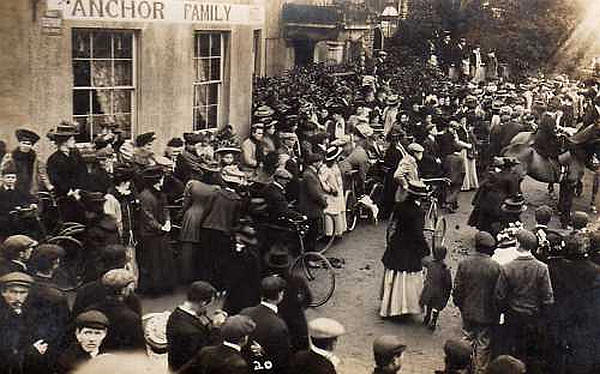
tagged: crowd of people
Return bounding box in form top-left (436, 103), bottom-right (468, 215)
top-left (2, 29), bottom-right (600, 373)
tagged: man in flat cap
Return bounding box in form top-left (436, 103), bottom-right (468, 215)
top-left (87, 269), bottom-right (145, 352)
top-left (180, 315), bottom-right (256, 374)
top-left (0, 271), bottom-right (46, 374)
top-left (166, 281), bottom-right (223, 372)
top-left (240, 275), bottom-right (292, 374)
top-left (0, 235), bottom-right (38, 275)
top-left (1, 128), bottom-right (53, 195)
top-left (453, 231), bottom-right (501, 374)
top-left (372, 335), bottom-right (406, 373)
top-left (56, 310), bottom-right (109, 373)
top-left (435, 339), bottom-right (472, 374)
top-left (290, 317), bottom-right (345, 373)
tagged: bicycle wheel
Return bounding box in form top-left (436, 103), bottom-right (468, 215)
top-left (433, 216), bottom-right (447, 250)
top-left (46, 236), bottom-right (85, 292)
top-left (291, 252), bottom-right (335, 307)
top-left (345, 190), bottom-right (358, 232)
top-left (314, 214), bottom-right (336, 255)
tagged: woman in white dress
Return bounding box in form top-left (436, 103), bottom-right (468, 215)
top-left (319, 146), bottom-right (347, 238)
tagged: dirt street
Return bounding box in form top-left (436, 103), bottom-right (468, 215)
top-left (142, 176), bottom-right (596, 373)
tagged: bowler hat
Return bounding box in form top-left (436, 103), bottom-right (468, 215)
top-left (309, 318), bottom-right (345, 339)
top-left (0, 272), bottom-right (34, 288)
top-left (15, 129), bottom-right (40, 144)
top-left (47, 122), bottom-right (79, 141)
top-left (135, 132), bottom-right (156, 147)
top-left (264, 245), bottom-right (292, 270)
top-left (221, 315), bottom-right (256, 342)
top-left (75, 310), bottom-right (109, 330)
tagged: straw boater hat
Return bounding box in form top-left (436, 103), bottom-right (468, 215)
top-left (325, 146), bottom-right (343, 162)
top-left (215, 147), bottom-right (241, 157)
top-left (501, 195), bottom-right (527, 214)
top-left (47, 122), bottom-right (79, 142)
top-left (254, 105), bottom-right (275, 119)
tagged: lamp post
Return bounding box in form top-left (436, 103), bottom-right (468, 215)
top-left (379, 4), bottom-right (399, 48)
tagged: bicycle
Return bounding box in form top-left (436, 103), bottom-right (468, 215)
top-left (257, 216), bottom-right (336, 307)
top-left (421, 178), bottom-right (450, 251)
top-left (345, 168), bottom-right (382, 232)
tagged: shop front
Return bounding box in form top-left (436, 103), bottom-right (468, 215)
top-left (0, 0), bottom-right (265, 154)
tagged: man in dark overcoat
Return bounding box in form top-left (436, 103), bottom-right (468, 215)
top-left (297, 153), bottom-right (327, 252)
top-left (453, 231), bottom-right (501, 374)
top-left (179, 315), bottom-right (255, 374)
top-left (166, 281), bottom-right (222, 372)
top-left (240, 276), bottom-right (292, 374)
top-left (0, 235), bottom-right (38, 276)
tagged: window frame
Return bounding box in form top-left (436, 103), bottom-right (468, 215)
top-left (192, 32), bottom-right (224, 131)
top-left (71, 29), bottom-right (137, 143)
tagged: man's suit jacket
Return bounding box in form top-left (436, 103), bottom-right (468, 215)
top-left (240, 304), bottom-right (291, 372)
top-left (289, 350), bottom-right (336, 374)
top-left (179, 344), bottom-right (249, 374)
top-left (166, 307), bottom-right (217, 371)
top-left (453, 252), bottom-right (501, 324)
top-left (298, 167), bottom-right (327, 219)
top-left (262, 183), bottom-right (303, 221)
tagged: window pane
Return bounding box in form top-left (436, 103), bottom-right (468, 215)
top-left (92, 115), bottom-right (113, 137)
top-left (210, 34), bottom-right (221, 56)
top-left (113, 89), bottom-right (132, 113)
top-left (73, 60), bottom-right (91, 87)
top-left (113, 114), bottom-right (132, 138)
top-left (73, 31), bottom-right (91, 58)
top-left (210, 58), bottom-right (220, 81)
top-left (194, 107), bottom-right (207, 130)
top-left (194, 85), bottom-right (207, 107)
top-left (93, 32), bottom-right (111, 58)
top-left (198, 34), bottom-right (210, 57)
top-left (208, 84), bottom-right (218, 105)
top-left (73, 90), bottom-right (90, 115)
top-left (114, 61), bottom-right (132, 86)
top-left (92, 61), bottom-right (113, 87)
top-left (207, 106), bottom-right (218, 128)
top-left (92, 90), bottom-right (111, 114)
top-left (196, 59), bottom-right (210, 82)
top-left (114, 33), bottom-right (132, 58)
top-left (74, 116), bottom-right (92, 143)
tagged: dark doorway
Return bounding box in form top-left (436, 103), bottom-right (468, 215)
top-left (292, 39), bottom-right (315, 66)
top-left (373, 27), bottom-right (384, 51)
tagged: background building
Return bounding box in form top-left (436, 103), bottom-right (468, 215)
top-left (0, 0), bottom-right (265, 155)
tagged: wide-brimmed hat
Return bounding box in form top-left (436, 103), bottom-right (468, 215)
top-left (386, 94), bottom-right (400, 106)
top-left (406, 180), bottom-right (430, 198)
top-left (355, 123), bottom-right (374, 138)
top-left (113, 166), bottom-right (136, 184)
top-left (135, 132), bottom-right (156, 147)
top-left (501, 195), bottom-right (527, 213)
top-left (47, 122), bottom-right (79, 141)
top-left (264, 245), bottom-right (293, 270)
top-left (254, 105), bottom-right (275, 118)
top-left (215, 147), bottom-right (241, 156)
top-left (15, 129), bottom-right (40, 144)
top-left (140, 165), bottom-right (164, 182)
top-left (325, 146), bottom-right (343, 162)
top-left (183, 132), bottom-right (202, 146)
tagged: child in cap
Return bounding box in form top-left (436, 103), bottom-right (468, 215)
top-left (420, 245), bottom-right (452, 331)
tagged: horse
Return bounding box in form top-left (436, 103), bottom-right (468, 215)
top-left (502, 131), bottom-right (588, 227)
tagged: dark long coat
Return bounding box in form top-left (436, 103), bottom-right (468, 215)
top-left (289, 350), bottom-right (336, 374)
top-left (239, 304), bottom-right (292, 373)
top-left (262, 183), bottom-right (303, 222)
top-left (72, 279), bottom-right (141, 317)
top-left (222, 246), bottom-right (261, 316)
top-left (137, 187), bottom-right (176, 294)
top-left (55, 343), bottom-right (99, 374)
top-left (382, 199), bottom-right (429, 273)
top-left (87, 298), bottom-right (145, 352)
top-left (420, 260), bottom-right (452, 311)
top-left (46, 150), bottom-right (88, 197)
top-left (298, 166), bottom-right (327, 219)
top-left (0, 300), bottom-right (42, 374)
top-left (166, 307), bottom-right (219, 372)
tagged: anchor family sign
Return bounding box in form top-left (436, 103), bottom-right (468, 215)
top-left (47, 0), bottom-right (265, 25)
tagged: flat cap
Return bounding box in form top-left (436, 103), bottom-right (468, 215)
top-left (475, 231), bottom-right (496, 249)
top-left (407, 143), bottom-right (424, 153)
top-left (516, 229), bottom-right (538, 251)
top-left (0, 272), bottom-right (34, 288)
top-left (273, 168), bottom-right (293, 180)
top-left (373, 335), bottom-right (407, 359)
top-left (309, 318), bottom-right (345, 339)
top-left (75, 310), bottom-right (110, 330)
top-left (2, 235), bottom-right (38, 255)
top-left (221, 315), bottom-right (256, 341)
top-left (443, 339), bottom-right (472, 367)
top-left (101, 268), bottom-right (135, 289)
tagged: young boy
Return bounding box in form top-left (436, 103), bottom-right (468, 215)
top-left (420, 245), bottom-right (452, 331)
top-left (0, 161), bottom-right (38, 240)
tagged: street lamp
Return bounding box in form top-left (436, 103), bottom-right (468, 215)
top-left (378, 3), bottom-right (399, 48)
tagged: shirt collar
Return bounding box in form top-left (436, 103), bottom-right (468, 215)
top-left (223, 341), bottom-right (242, 352)
top-left (260, 301), bottom-right (278, 314)
top-left (178, 303), bottom-right (199, 318)
top-left (311, 344), bottom-right (340, 368)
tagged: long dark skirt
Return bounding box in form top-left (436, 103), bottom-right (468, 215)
top-left (137, 234), bottom-right (176, 295)
top-left (202, 229), bottom-right (232, 291)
